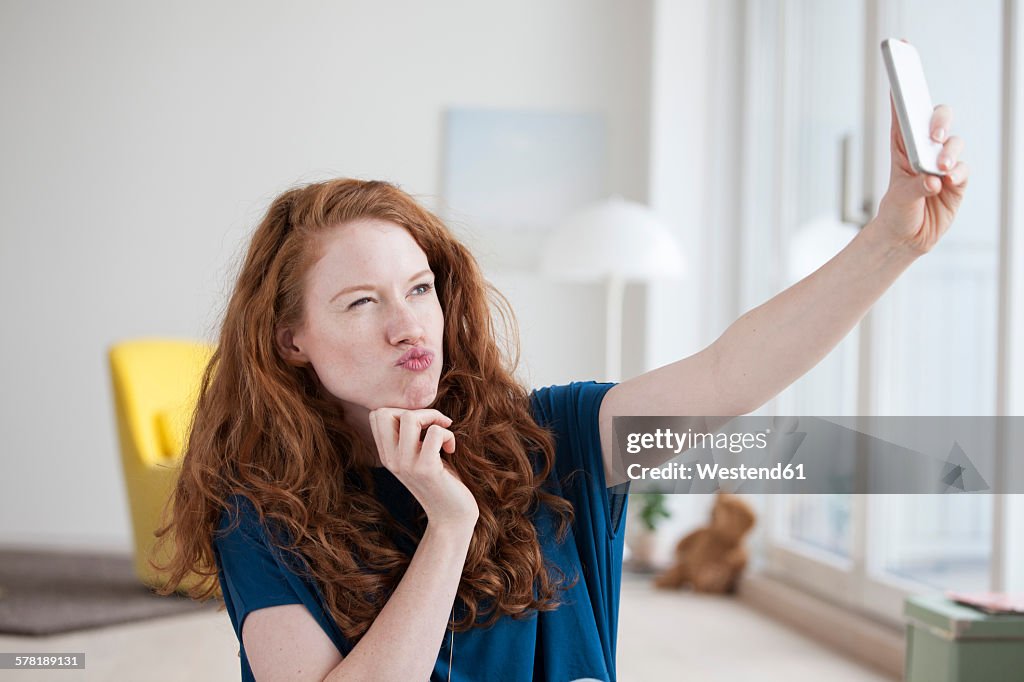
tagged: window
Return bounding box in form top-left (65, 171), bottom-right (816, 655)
top-left (735, 0), bottom-right (1020, 625)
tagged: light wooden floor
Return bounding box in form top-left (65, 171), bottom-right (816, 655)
top-left (0, 572), bottom-right (896, 681)
top-left (618, 573), bottom-right (896, 681)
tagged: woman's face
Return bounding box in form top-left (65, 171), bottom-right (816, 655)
top-left (280, 218), bottom-right (445, 427)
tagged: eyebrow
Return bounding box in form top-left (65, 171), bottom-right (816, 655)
top-left (329, 269), bottom-right (434, 304)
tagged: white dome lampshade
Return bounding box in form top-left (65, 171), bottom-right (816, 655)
top-left (540, 197), bottom-right (686, 281)
top-left (539, 197), bottom-right (686, 383)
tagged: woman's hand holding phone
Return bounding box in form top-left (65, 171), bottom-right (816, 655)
top-left (368, 408), bottom-right (479, 531)
top-left (873, 39), bottom-right (969, 256)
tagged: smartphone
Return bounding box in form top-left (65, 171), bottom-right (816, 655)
top-left (881, 38), bottom-right (945, 176)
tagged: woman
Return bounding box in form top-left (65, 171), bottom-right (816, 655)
top-left (155, 99), bottom-right (967, 681)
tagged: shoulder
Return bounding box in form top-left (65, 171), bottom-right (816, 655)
top-left (531, 382), bottom-right (631, 533)
top-left (214, 494), bottom-right (301, 572)
top-left (213, 494), bottom-right (326, 631)
top-left (529, 381), bottom-right (617, 429)
top-left (215, 493), bottom-right (265, 543)
top-left (529, 381), bottom-right (617, 482)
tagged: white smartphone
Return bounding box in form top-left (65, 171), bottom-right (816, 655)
top-left (881, 38), bottom-right (945, 176)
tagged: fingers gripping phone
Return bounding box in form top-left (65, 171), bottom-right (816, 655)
top-left (881, 38), bottom-right (945, 176)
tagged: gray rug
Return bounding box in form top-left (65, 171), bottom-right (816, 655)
top-left (0, 547), bottom-right (220, 636)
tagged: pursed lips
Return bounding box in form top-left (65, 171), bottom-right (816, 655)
top-left (395, 347), bottom-right (434, 367)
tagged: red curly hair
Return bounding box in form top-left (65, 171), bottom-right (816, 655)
top-left (153, 178), bottom-right (575, 641)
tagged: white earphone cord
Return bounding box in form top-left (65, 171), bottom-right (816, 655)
top-left (448, 608), bottom-right (455, 682)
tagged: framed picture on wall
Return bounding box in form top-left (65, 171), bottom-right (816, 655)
top-left (441, 108), bottom-right (606, 269)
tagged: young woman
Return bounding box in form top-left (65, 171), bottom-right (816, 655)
top-left (155, 100), bottom-right (967, 681)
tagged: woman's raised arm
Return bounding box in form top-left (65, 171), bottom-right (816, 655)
top-left (598, 99), bottom-right (969, 486)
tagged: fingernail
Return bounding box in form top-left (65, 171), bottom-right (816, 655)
top-left (934, 128), bottom-right (946, 142)
top-left (939, 155), bottom-right (952, 170)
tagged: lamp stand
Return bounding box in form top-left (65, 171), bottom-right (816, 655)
top-left (605, 273), bottom-right (625, 383)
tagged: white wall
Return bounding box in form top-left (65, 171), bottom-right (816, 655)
top-left (643, 0), bottom-right (747, 561)
top-left (0, 0), bottom-right (652, 551)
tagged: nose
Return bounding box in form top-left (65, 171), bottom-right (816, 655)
top-left (387, 299), bottom-right (426, 347)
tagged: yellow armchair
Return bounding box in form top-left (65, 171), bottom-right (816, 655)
top-left (108, 338), bottom-right (214, 593)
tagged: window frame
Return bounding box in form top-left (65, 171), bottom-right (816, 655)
top-left (735, 0), bottom-right (1024, 626)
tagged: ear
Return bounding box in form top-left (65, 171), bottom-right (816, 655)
top-left (276, 326), bottom-right (310, 366)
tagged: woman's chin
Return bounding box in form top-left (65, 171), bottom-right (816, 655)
top-left (395, 378), bottom-right (440, 410)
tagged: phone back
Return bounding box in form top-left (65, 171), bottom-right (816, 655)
top-left (881, 39), bottom-right (944, 176)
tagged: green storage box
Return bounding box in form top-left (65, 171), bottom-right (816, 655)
top-left (905, 594), bottom-right (1024, 682)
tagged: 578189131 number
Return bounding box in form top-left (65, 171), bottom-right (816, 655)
top-left (0, 653), bottom-right (85, 669)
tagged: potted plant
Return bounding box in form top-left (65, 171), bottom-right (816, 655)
top-left (626, 493), bottom-right (672, 572)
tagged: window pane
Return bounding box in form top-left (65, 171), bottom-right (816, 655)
top-left (776, 0), bottom-right (863, 562)
top-left (874, 495), bottom-right (992, 592)
top-left (870, 0), bottom-right (1001, 592)
top-left (786, 494), bottom-right (853, 558)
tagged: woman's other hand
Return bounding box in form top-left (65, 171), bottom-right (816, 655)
top-left (873, 96), bottom-right (970, 255)
top-left (369, 408), bottom-right (479, 530)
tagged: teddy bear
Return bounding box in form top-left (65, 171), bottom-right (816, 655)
top-left (654, 492), bottom-right (756, 594)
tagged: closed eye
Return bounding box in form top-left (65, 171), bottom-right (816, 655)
top-left (347, 297), bottom-right (373, 309)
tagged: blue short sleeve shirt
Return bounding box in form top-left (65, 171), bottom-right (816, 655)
top-left (213, 381), bottom-right (630, 681)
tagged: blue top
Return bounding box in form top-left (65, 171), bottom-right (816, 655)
top-left (213, 381), bottom-right (630, 681)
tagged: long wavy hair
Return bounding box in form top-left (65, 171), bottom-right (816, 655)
top-left (153, 178), bottom-right (576, 641)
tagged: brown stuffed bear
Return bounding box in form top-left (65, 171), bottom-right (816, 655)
top-left (654, 492), bottom-right (756, 594)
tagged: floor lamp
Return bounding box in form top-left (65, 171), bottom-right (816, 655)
top-left (540, 197), bottom-right (686, 382)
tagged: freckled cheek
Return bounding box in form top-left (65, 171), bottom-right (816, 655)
top-left (315, 350), bottom-right (383, 403)
top-left (307, 329), bottom-right (377, 379)
top-left (322, 344), bottom-right (377, 377)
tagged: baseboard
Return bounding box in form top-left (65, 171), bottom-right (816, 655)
top-left (0, 534), bottom-right (133, 556)
top-left (736, 573), bottom-right (904, 680)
